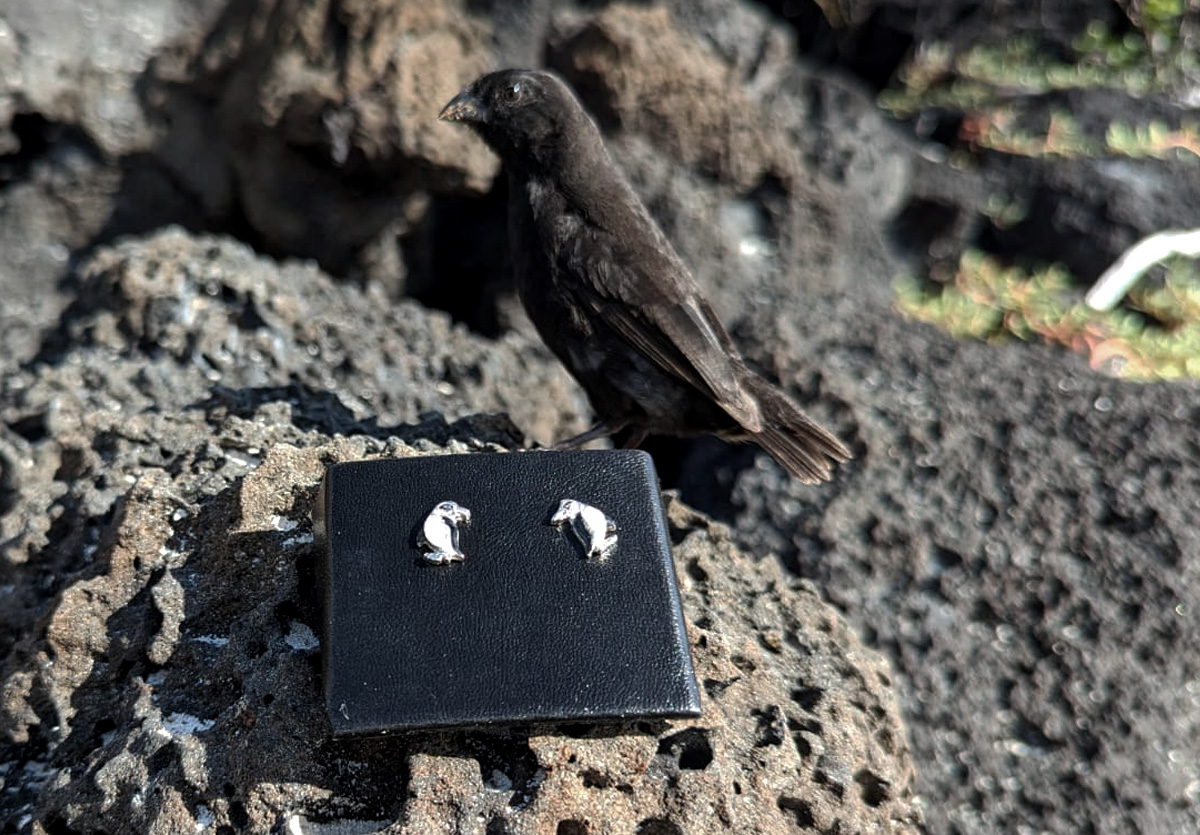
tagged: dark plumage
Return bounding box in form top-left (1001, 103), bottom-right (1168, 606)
top-left (439, 69), bottom-right (851, 483)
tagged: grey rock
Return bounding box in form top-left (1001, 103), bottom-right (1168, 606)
top-left (1, 435), bottom-right (919, 833)
top-left (0, 228), bottom-right (587, 577)
top-left (0, 0), bottom-right (218, 157)
top-left (717, 290), bottom-right (1200, 835)
top-left (0, 231), bottom-right (919, 832)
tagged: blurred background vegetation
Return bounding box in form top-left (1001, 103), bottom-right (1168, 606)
top-left (874, 0), bottom-right (1200, 380)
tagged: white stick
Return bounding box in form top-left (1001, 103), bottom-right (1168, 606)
top-left (1086, 228), bottom-right (1200, 311)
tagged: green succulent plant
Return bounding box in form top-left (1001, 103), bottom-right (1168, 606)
top-left (896, 251), bottom-right (1200, 380)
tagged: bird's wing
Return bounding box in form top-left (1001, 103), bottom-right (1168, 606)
top-left (562, 224), bottom-right (763, 432)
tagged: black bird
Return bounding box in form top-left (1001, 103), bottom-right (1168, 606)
top-left (439, 69), bottom-right (851, 483)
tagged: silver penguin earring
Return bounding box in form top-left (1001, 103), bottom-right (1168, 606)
top-left (551, 499), bottom-right (617, 561)
top-left (419, 501), bottom-right (471, 564)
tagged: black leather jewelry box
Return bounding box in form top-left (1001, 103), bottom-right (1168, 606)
top-left (313, 449), bottom-right (701, 736)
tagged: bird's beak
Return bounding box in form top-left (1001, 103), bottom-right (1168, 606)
top-left (439, 88), bottom-right (486, 124)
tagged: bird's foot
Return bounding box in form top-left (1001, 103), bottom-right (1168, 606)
top-left (552, 421), bottom-right (627, 450)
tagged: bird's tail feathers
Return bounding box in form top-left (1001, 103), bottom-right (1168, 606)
top-left (741, 373), bottom-right (851, 484)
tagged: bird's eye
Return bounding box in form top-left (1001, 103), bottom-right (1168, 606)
top-left (503, 82), bottom-right (522, 103)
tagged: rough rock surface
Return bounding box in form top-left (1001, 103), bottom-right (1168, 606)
top-left (5, 1), bottom-right (1200, 834)
top-left (0, 0), bottom-right (221, 367)
top-left (0, 0), bottom-right (218, 158)
top-left (712, 298), bottom-right (1200, 835)
top-left (141, 0), bottom-right (501, 273)
top-left (545, 3), bottom-right (908, 327)
top-left (0, 234), bottom-right (919, 834)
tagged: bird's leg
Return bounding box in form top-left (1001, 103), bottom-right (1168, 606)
top-left (553, 420), bottom-right (627, 449)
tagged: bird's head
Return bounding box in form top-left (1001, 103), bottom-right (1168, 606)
top-left (434, 501), bottom-right (470, 524)
top-left (550, 499), bottom-right (582, 526)
top-left (439, 70), bottom-right (585, 172)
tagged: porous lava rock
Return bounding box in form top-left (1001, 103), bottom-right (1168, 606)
top-left (0, 231), bottom-right (919, 834)
top-left (6, 1), bottom-right (1200, 833)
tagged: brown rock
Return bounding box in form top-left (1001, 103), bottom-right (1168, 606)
top-left (145, 0), bottom-right (499, 270)
top-left (549, 4), bottom-right (773, 191)
top-left (7, 472), bottom-right (176, 743)
top-left (2, 428), bottom-right (920, 833)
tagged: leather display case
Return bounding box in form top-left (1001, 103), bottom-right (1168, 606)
top-left (314, 449), bottom-right (701, 736)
